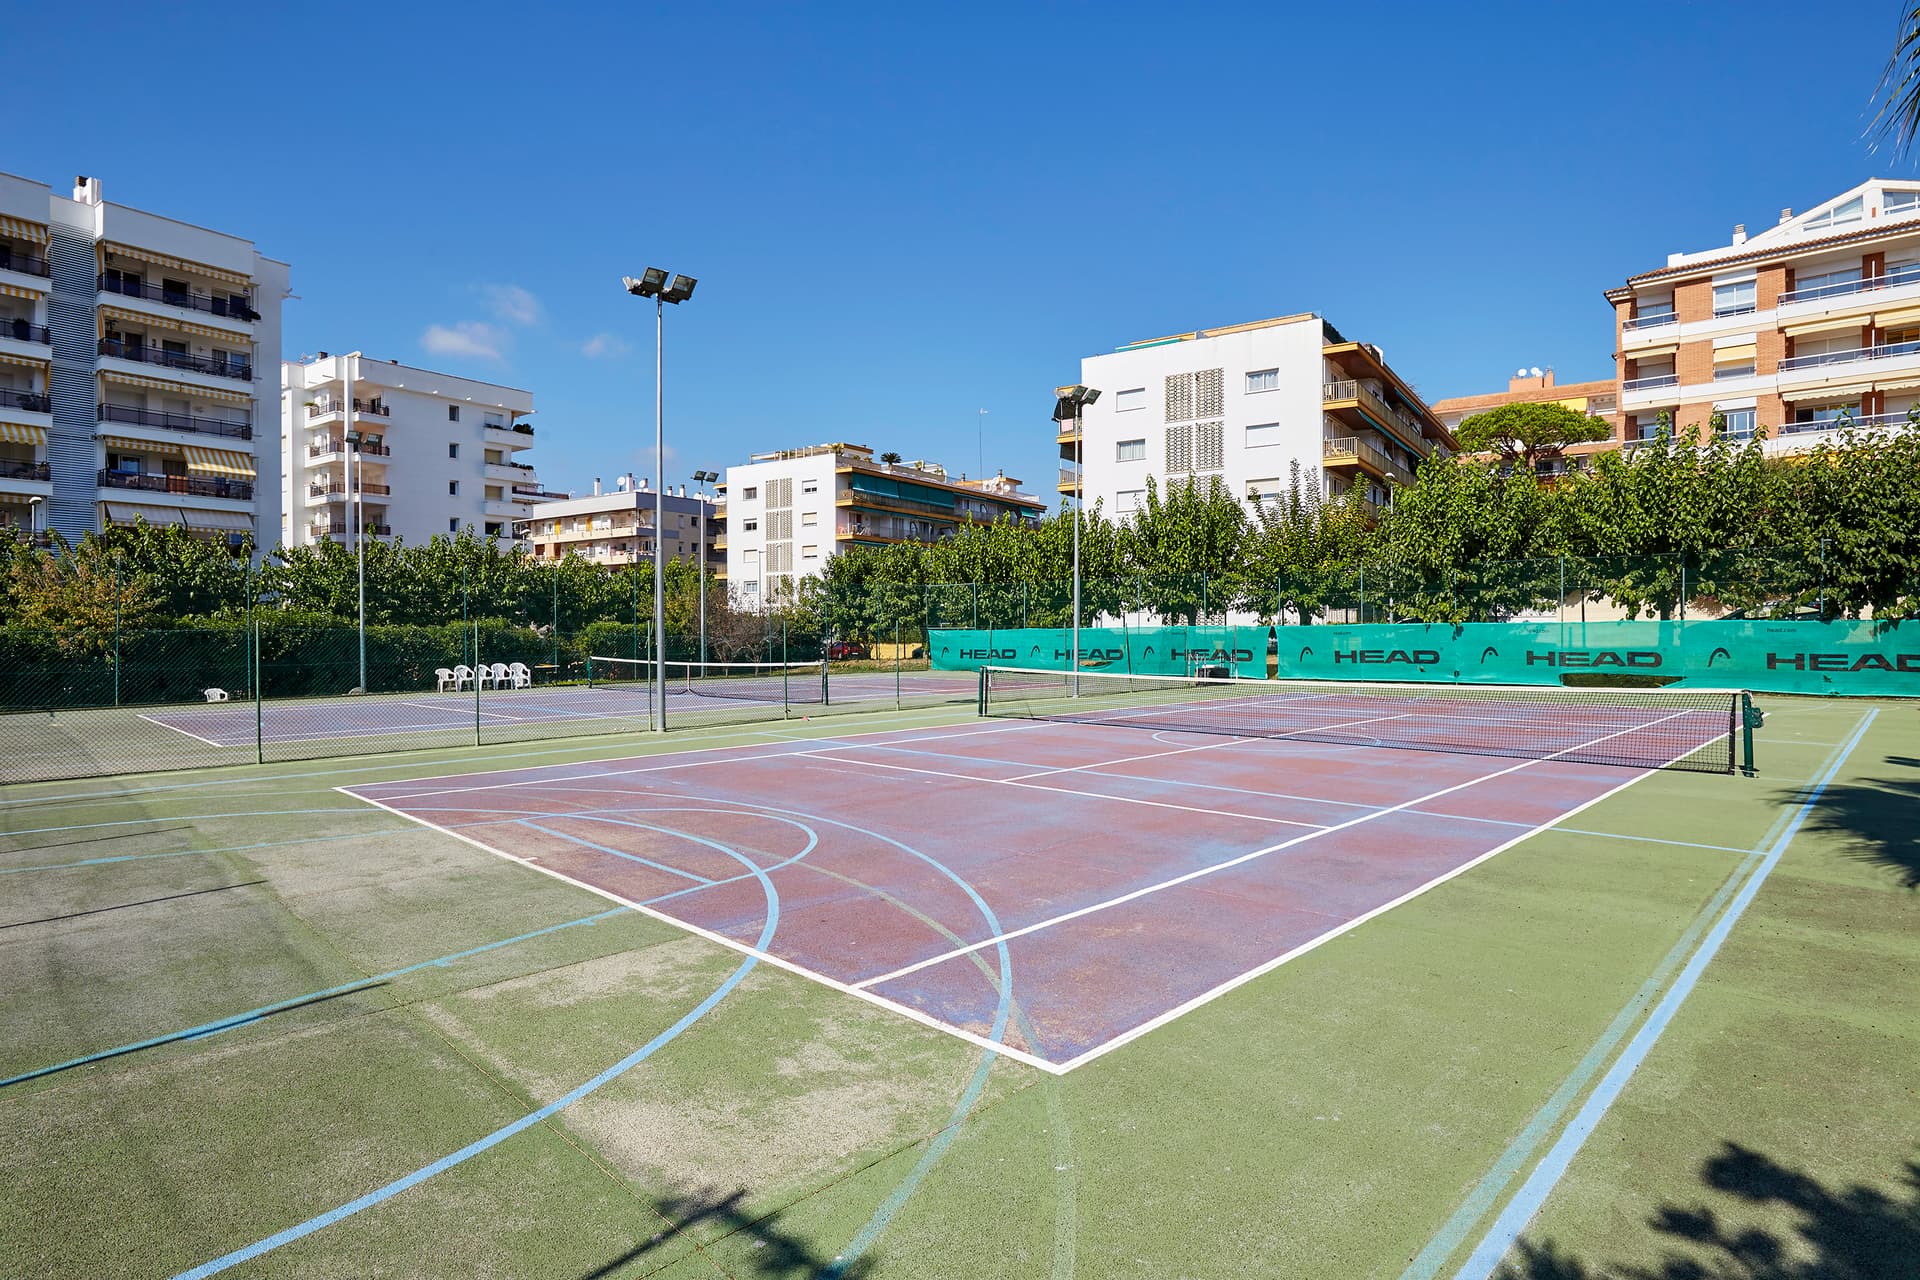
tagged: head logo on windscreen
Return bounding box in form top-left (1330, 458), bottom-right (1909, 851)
top-left (1707, 646), bottom-right (1734, 667)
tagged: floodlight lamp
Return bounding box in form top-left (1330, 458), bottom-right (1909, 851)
top-left (662, 274), bottom-right (697, 304)
top-left (624, 267), bottom-right (669, 297)
top-left (1080, 388), bottom-right (1101, 405)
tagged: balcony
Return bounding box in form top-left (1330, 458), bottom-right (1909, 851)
top-left (99, 403), bottom-right (252, 440)
top-left (1779, 338), bottom-right (1920, 373)
top-left (1623, 373), bottom-right (1679, 391)
top-left (1779, 262), bottom-right (1920, 307)
top-left (99, 469), bottom-right (252, 501)
top-left (0, 250), bottom-right (50, 279)
top-left (0, 320), bottom-right (50, 345)
top-left (0, 388), bottom-right (49, 413)
top-left (98, 338), bottom-right (252, 382)
top-left (484, 421), bottom-right (535, 440)
top-left (1622, 310), bottom-right (1677, 332)
top-left (308, 397), bottom-right (391, 419)
top-left (308, 439), bottom-right (391, 459)
top-left (98, 275), bottom-right (257, 321)
top-left (308, 482), bottom-right (393, 499)
top-left (838, 488), bottom-right (956, 518)
top-left (1323, 435), bottom-right (1411, 486)
top-left (1711, 364), bottom-right (1757, 382)
top-left (312, 521), bottom-right (392, 537)
top-left (0, 460), bottom-right (50, 483)
top-left (1322, 380), bottom-right (1436, 456)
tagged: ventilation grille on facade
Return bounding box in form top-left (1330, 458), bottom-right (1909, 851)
top-left (766, 476), bottom-right (793, 509)
top-left (1164, 423), bottom-right (1193, 473)
top-left (45, 224), bottom-right (102, 540)
top-left (1195, 368), bottom-right (1224, 417)
top-left (1164, 374), bottom-right (1192, 422)
top-left (767, 509), bottom-right (793, 540)
top-left (767, 542), bottom-right (793, 573)
top-left (1195, 421), bottom-right (1224, 471)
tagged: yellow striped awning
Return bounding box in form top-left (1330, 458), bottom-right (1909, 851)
top-left (1872, 374), bottom-right (1920, 393)
top-left (1624, 341), bottom-right (1678, 360)
top-left (1784, 315), bottom-right (1865, 338)
top-left (0, 216), bottom-right (47, 244)
top-left (0, 350), bottom-right (49, 372)
top-left (1781, 382), bottom-right (1872, 403)
top-left (101, 242), bottom-right (249, 288)
top-left (1713, 343), bottom-right (1758, 363)
top-left (182, 445), bottom-right (255, 478)
top-left (0, 422), bottom-right (46, 445)
top-left (102, 502), bottom-right (186, 527)
top-left (0, 281), bottom-right (45, 301)
top-left (1874, 305), bottom-right (1920, 329)
top-left (98, 369), bottom-right (253, 406)
top-left (98, 305), bottom-right (250, 347)
top-left (99, 435), bottom-right (183, 456)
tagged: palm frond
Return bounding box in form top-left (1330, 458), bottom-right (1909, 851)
top-left (1867, 4), bottom-right (1920, 157)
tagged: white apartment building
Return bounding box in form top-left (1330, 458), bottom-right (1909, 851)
top-left (1060, 314), bottom-right (1453, 521)
top-left (519, 474), bottom-right (718, 570)
top-left (280, 353), bottom-right (542, 547)
top-left (1611, 178), bottom-right (1920, 455)
top-left (721, 443), bottom-right (1045, 606)
top-left (0, 172), bottom-right (288, 547)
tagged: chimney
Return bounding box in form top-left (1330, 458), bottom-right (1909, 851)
top-left (1779, 207), bottom-right (1794, 224)
top-left (1732, 223), bottom-right (1747, 245)
top-left (593, 476), bottom-right (602, 496)
top-left (626, 472), bottom-right (635, 491)
top-left (73, 176), bottom-right (101, 205)
top-left (1542, 366), bottom-right (1555, 388)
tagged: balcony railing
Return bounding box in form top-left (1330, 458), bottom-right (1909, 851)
top-left (308, 439), bottom-right (392, 458)
top-left (0, 251), bottom-right (51, 278)
top-left (98, 275), bottom-right (258, 321)
top-left (309, 482), bottom-right (393, 497)
top-left (1779, 410), bottom-right (1916, 437)
top-left (484, 420), bottom-right (535, 436)
top-left (841, 487), bottom-right (955, 517)
top-left (98, 338), bottom-right (252, 382)
top-left (1323, 435), bottom-right (1409, 484)
top-left (1623, 373), bottom-right (1679, 391)
top-left (98, 469), bottom-right (252, 501)
top-left (1622, 310), bottom-right (1677, 332)
top-left (1779, 262), bottom-right (1920, 306)
top-left (1322, 380), bottom-right (1436, 455)
top-left (1779, 338), bottom-right (1920, 372)
top-left (1711, 364), bottom-right (1757, 381)
top-left (308, 397), bottom-right (391, 417)
top-left (313, 521), bottom-right (392, 537)
top-left (0, 388), bottom-right (49, 413)
top-left (1, 320), bottom-right (50, 345)
top-left (99, 403), bottom-right (252, 440)
top-left (0, 460), bottom-right (50, 482)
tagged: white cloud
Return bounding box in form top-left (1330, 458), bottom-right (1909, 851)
top-left (421, 322), bottom-right (507, 361)
top-left (581, 331), bottom-right (631, 359)
top-left (482, 284), bottom-right (542, 327)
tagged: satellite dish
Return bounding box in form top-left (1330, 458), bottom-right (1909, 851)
top-left (1515, 367), bottom-right (1528, 377)
top-left (1530, 366), bottom-right (1543, 377)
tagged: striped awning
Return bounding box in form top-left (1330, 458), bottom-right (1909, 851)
top-left (0, 216), bottom-right (47, 244)
top-left (1781, 382), bottom-right (1872, 403)
top-left (0, 281), bottom-right (44, 301)
top-left (1871, 374), bottom-right (1920, 393)
top-left (181, 507), bottom-right (252, 533)
top-left (99, 435), bottom-right (183, 456)
top-left (182, 444), bottom-right (254, 478)
top-left (1875, 305), bottom-right (1920, 329)
top-left (1783, 315), bottom-right (1863, 338)
top-left (98, 305), bottom-right (250, 347)
top-left (1624, 341), bottom-right (1678, 360)
top-left (100, 242), bottom-right (249, 288)
top-left (0, 422), bottom-right (46, 445)
top-left (1713, 342), bottom-right (1758, 363)
top-left (0, 350), bottom-right (49, 372)
top-left (98, 369), bottom-right (253, 405)
top-left (102, 502), bottom-right (186, 527)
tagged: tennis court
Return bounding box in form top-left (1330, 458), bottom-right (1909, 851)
top-left (343, 671), bottom-right (1750, 1069)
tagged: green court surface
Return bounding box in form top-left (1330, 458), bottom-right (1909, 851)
top-left (1, 697), bottom-right (1914, 1279)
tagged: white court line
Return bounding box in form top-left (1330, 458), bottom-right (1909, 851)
top-left (339, 786), bottom-right (1067, 1076)
top-left (137, 713), bottom-right (235, 749)
top-left (852, 709), bottom-right (1699, 992)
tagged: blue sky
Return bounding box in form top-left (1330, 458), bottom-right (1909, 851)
top-left (13, 1), bottom-right (1911, 503)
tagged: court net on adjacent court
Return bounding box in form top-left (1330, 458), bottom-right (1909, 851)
top-left (586, 656), bottom-right (827, 705)
top-left (977, 666), bottom-right (1754, 774)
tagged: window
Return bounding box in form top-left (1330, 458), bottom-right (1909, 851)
top-left (1116, 438), bottom-right (1146, 462)
top-left (1795, 265), bottom-right (1861, 298)
top-left (448, 443), bottom-right (460, 459)
top-left (801, 479), bottom-right (818, 494)
top-left (1246, 479), bottom-right (1283, 514)
top-left (448, 405), bottom-right (460, 422)
top-left (485, 485), bottom-right (503, 501)
top-left (1802, 196), bottom-right (1864, 231)
top-left (484, 522), bottom-right (503, 537)
top-left (1717, 409), bottom-right (1757, 440)
top-left (1792, 404), bottom-right (1860, 428)
top-left (801, 511), bottom-right (818, 526)
top-left (1246, 368), bottom-right (1279, 393)
top-left (1115, 387), bottom-right (1146, 412)
top-left (448, 518), bottom-right (460, 533)
top-left (742, 485), bottom-right (758, 500)
top-left (1246, 423), bottom-right (1283, 448)
top-left (1795, 331), bottom-right (1858, 358)
top-left (743, 518), bottom-right (758, 532)
top-left (1884, 326), bottom-right (1920, 347)
top-left (1630, 415), bottom-right (1667, 441)
top-left (1116, 488), bottom-right (1145, 514)
top-left (1712, 279), bottom-right (1757, 317)
top-left (801, 544), bottom-right (819, 559)
top-left (1886, 189), bottom-right (1920, 216)
top-left (449, 481), bottom-right (460, 496)
top-left (1712, 345), bottom-right (1757, 379)
top-left (744, 549), bottom-right (759, 565)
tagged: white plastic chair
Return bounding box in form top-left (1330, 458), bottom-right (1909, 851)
top-left (508, 662), bottom-right (532, 689)
top-left (490, 662), bottom-right (512, 690)
top-left (202, 687), bottom-right (229, 703)
top-left (450, 664), bottom-right (474, 691)
top-left (434, 667), bottom-right (456, 692)
top-left (476, 664), bottom-right (497, 690)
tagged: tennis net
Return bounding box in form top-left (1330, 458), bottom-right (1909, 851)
top-left (588, 656), bottom-right (827, 705)
top-left (978, 666), bottom-right (1754, 775)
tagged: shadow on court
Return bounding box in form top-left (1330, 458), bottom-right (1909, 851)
top-left (1496, 1142), bottom-right (1920, 1279)
top-left (0, 878), bottom-right (266, 930)
top-left (1801, 757), bottom-right (1920, 890)
top-left (576, 1187), bottom-right (872, 1279)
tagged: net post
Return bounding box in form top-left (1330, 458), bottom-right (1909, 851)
top-left (781, 617), bottom-right (790, 719)
top-left (252, 584), bottom-right (264, 766)
top-left (586, 656), bottom-right (595, 689)
top-left (1741, 692), bottom-right (1756, 777)
top-left (473, 620), bottom-right (482, 747)
top-left (821, 654), bottom-right (830, 706)
top-left (977, 666), bottom-right (988, 717)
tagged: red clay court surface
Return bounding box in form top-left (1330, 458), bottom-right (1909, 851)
top-left (341, 712), bottom-right (1723, 1072)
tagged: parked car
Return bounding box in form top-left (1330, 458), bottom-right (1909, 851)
top-left (827, 640), bottom-right (869, 661)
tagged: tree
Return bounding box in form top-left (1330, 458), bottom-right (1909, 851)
top-left (1871, 5), bottom-right (1920, 156)
top-left (1454, 401), bottom-right (1613, 471)
top-left (6, 537), bottom-right (162, 655)
top-left (878, 451), bottom-right (902, 465)
top-left (1239, 463), bottom-right (1375, 623)
top-left (1123, 475), bottom-right (1250, 623)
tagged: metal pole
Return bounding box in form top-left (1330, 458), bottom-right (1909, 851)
top-left (697, 490), bottom-right (707, 673)
top-left (1071, 403), bottom-right (1082, 695)
top-left (349, 358), bottom-right (366, 693)
top-left (653, 297), bottom-right (667, 731)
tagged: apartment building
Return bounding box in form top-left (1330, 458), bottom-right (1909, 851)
top-left (280, 353), bottom-right (542, 547)
top-left (720, 443), bottom-right (1045, 606)
top-left (0, 173), bottom-right (288, 546)
top-left (519, 474), bottom-right (718, 570)
top-left (1059, 314), bottom-right (1454, 521)
top-left (1611, 178), bottom-right (1920, 454)
top-left (1429, 367), bottom-right (1620, 472)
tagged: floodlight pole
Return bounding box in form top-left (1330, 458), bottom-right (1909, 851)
top-left (653, 295), bottom-right (666, 731)
top-left (347, 356), bottom-right (366, 693)
top-left (1071, 401), bottom-right (1082, 696)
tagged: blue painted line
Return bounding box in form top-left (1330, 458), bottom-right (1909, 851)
top-left (0, 829), bottom-right (401, 877)
top-left (0, 908), bottom-right (627, 1090)
top-left (0, 808), bottom-right (390, 839)
top-left (169, 828), bottom-right (788, 1279)
top-left (517, 819), bottom-right (716, 884)
top-left (1448, 708), bottom-right (1877, 1280)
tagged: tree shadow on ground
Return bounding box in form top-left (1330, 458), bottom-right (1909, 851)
top-left (1496, 1142), bottom-right (1920, 1279)
top-left (1798, 757), bottom-right (1920, 890)
top-left (576, 1186), bottom-right (873, 1280)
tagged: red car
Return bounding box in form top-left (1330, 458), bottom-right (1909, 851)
top-left (827, 640), bottom-right (869, 661)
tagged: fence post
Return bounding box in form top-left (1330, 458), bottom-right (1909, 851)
top-left (1679, 552), bottom-right (1688, 621)
top-left (253, 587), bottom-right (264, 766)
top-left (781, 616), bottom-right (790, 718)
top-left (474, 620), bottom-right (482, 746)
top-left (970, 581), bottom-right (978, 629)
top-left (551, 564), bottom-right (560, 673)
top-left (113, 556), bottom-right (122, 707)
top-left (1818, 537), bottom-right (1828, 619)
top-left (894, 618), bottom-right (902, 708)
